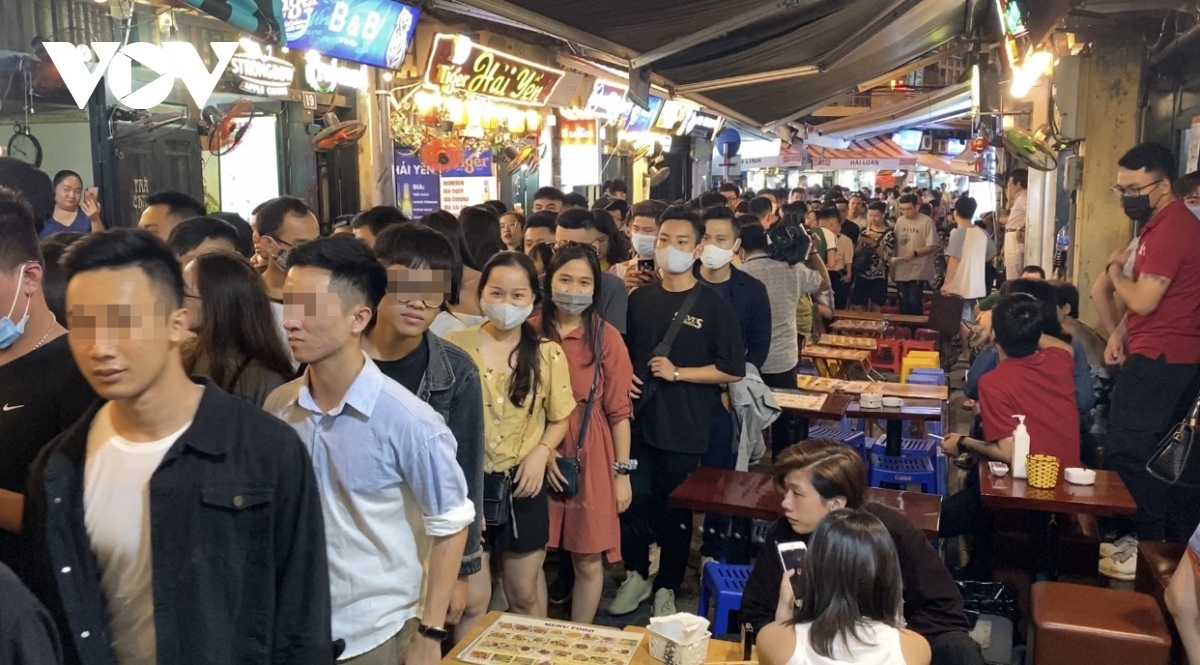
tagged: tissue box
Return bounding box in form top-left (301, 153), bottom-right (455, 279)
top-left (648, 613), bottom-right (711, 665)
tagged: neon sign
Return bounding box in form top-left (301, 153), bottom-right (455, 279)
top-left (424, 34), bottom-right (563, 107)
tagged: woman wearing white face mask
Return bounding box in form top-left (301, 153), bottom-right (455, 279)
top-left (445, 251), bottom-right (576, 619)
top-left (533, 243), bottom-right (634, 624)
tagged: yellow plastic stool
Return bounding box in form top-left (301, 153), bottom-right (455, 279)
top-left (900, 355), bottom-right (940, 382)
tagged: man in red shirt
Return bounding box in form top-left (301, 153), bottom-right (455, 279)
top-left (1093, 143), bottom-right (1200, 544)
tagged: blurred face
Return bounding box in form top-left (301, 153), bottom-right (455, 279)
top-left (789, 190), bottom-right (805, 203)
top-left (352, 226), bottom-right (378, 249)
top-left (259, 211), bottom-right (320, 270)
top-left (550, 258), bottom-right (594, 297)
top-left (182, 260), bottom-right (203, 331)
top-left (481, 264), bottom-right (534, 308)
top-left (178, 237), bottom-right (236, 266)
top-left (701, 218), bottom-right (740, 252)
top-left (66, 266), bottom-right (189, 401)
top-left (595, 231), bottom-right (611, 259)
top-left (555, 226), bottom-right (600, 252)
top-left (55, 176), bottom-right (83, 211)
top-left (1006, 177), bottom-right (1021, 200)
top-left (0, 262), bottom-right (39, 340)
top-left (780, 469), bottom-right (846, 536)
top-left (835, 202), bottom-right (848, 219)
top-left (805, 211), bottom-right (818, 228)
top-left (849, 196), bottom-right (863, 216)
top-left (721, 190), bottom-right (738, 206)
top-left (500, 213), bottom-right (523, 248)
top-left (629, 215), bottom-right (658, 237)
top-left (867, 209), bottom-right (885, 227)
top-left (656, 218), bottom-right (699, 254)
top-left (138, 205), bottom-right (183, 241)
top-left (1187, 186), bottom-right (1200, 207)
top-left (377, 265), bottom-right (448, 338)
top-left (281, 266), bottom-right (372, 365)
top-left (898, 202), bottom-right (917, 220)
top-left (523, 226), bottom-right (555, 253)
top-left (611, 190), bottom-right (627, 201)
top-left (532, 197), bottom-right (561, 214)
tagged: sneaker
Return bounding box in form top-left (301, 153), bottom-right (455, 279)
top-left (1100, 534), bottom-right (1138, 559)
top-left (1099, 536), bottom-right (1138, 581)
top-left (608, 571), bottom-right (652, 616)
top-left (548, 572), bottom-right (573, 606)
top-left (652, 588), bottom-right (676, 617)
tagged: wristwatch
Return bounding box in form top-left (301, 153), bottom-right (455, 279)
top-left (613, 460), bottom-right (638, 475)
top-left (672, 368), bottom-right (680, 382)
top-left (418, 624), bottom-right (450, 642)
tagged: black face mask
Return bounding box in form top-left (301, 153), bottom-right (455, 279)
top-left (1121, 195), bottom-right (1154, 224)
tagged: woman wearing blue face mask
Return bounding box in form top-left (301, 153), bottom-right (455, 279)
top-left (533, 243), bottom-right (634, 624)
top-left (444, 251), bottom-right (575, 619)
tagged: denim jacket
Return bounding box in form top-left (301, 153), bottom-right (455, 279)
top-left (20, 381), bottom-right (333, 665)
top-left (415, 332), bottom-right (485, 576)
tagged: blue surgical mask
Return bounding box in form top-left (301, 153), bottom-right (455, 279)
top-left (0, 265), bottom-right (31, 350)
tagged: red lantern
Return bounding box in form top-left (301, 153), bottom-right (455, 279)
top-left (969, 136), bottom-right (989, 152)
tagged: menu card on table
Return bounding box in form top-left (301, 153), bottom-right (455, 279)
top-left (774, 392), bottom-right (828, 412)
top-left (459, 614), bottom-right (643, 665)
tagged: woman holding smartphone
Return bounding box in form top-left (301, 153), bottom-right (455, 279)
top-left (445, 251), bottom-right (575, 618)
top-left (42, 170), bottom-right (102, 238)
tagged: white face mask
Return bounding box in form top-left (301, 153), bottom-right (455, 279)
top-left (481, 301), bottom-right (533, 331)
top-left (656, 246), bottom-right (696, 275)
top-left (630, 232), bottom-right (657, 258)
top-left (699, 244), bottom-right (736, 270)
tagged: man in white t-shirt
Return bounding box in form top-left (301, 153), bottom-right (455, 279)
top-left (942, 197), bottom-right (996, 362)
top-left (22, 229), bottom-right (331, 665)
top-left (818, 206), bottom-right (854, 310)
top-left (891, 194), bottom-right (939, 315)
top-left (1003, 169), bottom-right (1029, 280)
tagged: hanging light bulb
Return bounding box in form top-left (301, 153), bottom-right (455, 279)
top-left (450, 35), bottom-right (473, 66)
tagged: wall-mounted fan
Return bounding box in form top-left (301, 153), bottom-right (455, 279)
top-left (201, 100), bottom-right (254, 156)
top-left (503, 141), bottom-right (536, 175)
top-left (645, 142), bottom-right (670, 187)
top-left (312, 112), bottom-right (367, 152)
top-left (1002, 127), bottom-right (1057, 172)
top-left (419, 136), bottom-right (465, 173)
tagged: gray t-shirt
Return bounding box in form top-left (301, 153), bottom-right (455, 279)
top-left (741, 255), bottom-right (824, 374)
top-left (892, 214), bottom-right (937, 282)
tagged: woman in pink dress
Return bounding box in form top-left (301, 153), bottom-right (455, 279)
top-left (537, 242), bottom-right (634, 623)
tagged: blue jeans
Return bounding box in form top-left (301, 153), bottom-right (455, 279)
top-left (699, 407), bottom-right (753, 562)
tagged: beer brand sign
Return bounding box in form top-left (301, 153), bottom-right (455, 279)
top-left (423, 34), bottom-right (563, 107)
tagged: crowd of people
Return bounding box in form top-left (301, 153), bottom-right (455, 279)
top-left (0, 140), bottom-right (1199, 665)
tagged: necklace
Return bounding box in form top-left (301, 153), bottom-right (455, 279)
top-left (32, 316), bottom-right (57, 350)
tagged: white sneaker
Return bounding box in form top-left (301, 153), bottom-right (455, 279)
top-left (608, 571), bottom-right (652, 616)
top-left (652, 588), bottom-right (677, 617)
top-left (1100, 534), bottom-right (1138, 559)
top-left (1099, 536), bottom-right (1138, 581)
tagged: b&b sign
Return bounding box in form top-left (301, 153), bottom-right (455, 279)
top-left (43, 42), bottom-right (240, 110)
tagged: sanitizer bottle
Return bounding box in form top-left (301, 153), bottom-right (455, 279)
top-left (1012, 415), bottom-right (1030, 479)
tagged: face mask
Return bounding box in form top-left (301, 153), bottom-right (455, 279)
top-left (552, 290), bottom-right (592, 315)
top-left (1189, 205), bottom-right (1200, 221)
top-left (267, 238), bottom-right (292, 270)
top-left (630, 232), bottom-right (657, 257)
top-left (699, 244), bottom-right (735, 270)
top-left (481, 301), bottom-right (533, 331)
top-left (656, 246), bottom-right (696, 275)
top-left (1122, 195), bottom-right (1154, 225)
top-left (0, 266), bottom-right (31, 350)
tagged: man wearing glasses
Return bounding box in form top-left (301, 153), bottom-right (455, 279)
top-left (1093, 143), bottom-right (1200, 571)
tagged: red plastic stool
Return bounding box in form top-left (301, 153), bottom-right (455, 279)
top-left (880, 305), bottom-right (900, 315)
top-left (902, 339), bottom-right (937, 357)
top-left (871, 338), bottom-right (902, 373)
top-left (914, 328), bottom-right (940, 343)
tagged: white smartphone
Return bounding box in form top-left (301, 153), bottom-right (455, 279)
top-left (778, 541), bottom-right (808, 576)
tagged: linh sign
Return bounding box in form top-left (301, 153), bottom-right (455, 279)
top-left (43, 42), bottom-right (240, 110)
top-left (423, 34), bottom-right (563, 107)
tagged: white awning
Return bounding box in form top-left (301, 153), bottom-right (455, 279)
top-left (814, 81), bottom-right (972, 142)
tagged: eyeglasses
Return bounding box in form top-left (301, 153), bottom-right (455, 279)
top-left (1111, 180), bottom-right (1164, 198)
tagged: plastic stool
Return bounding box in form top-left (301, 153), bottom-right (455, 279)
top-left (881, 305), bottom-right (900, 314)
top-left (902, 339), bottom-right (937, 356)
top-left (915, 328), bottom-right (941, 343)
top-left (698, 563), bottom-right (752, 636)
top-left (871, 435), bottom-right (938, 459)
top-left (868, 454), bottom-right (937, 494)
top-left (906, 372), bottom-right (945, 387)
top-left (900, 355), bottom-right (940, 382)
top-left (870, 338), bottom-right (903, 373)
top-left (809, 426), bottom-right (866, 458)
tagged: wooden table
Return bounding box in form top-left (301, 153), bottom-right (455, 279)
top-left (796, 375), bottom-right (949, 401)
top-left (770, 389), bottom-right (852, 441)
top-left (979, 466), bottom-right (1137, 517)
top-left (834, 309), bottom-right (930, 325)
top-left (845, 398), bottom-right (946, 457)
top-left (830, 319), bottom-right (889, 333)
top-left (442, 612), bottom-right (755, 664)
top-left (668, 467), bottom-right (942, 538)
top-left (818, 334), bottom-right (878, 351)
top-left (801, 346), bottom-right (871, 378)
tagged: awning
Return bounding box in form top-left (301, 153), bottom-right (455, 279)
top-left (807, 137), bottom-right (916, 170)
top-left (813, 81), bottom-right (972, 141)
top-left (916, 152), bottom-right (954, 172)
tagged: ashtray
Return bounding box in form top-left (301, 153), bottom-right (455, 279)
top-left (859, 394), bottom-right (882, 409)
top-left (988, 461), bottom-right (1009, 477)
top-left (881, 396), bottom-right (902, 408)
top-left (1064, 468), bottom-right (1096, 485)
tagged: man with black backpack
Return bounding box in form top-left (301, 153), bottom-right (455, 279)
top-left (611, 206), bottom-right (746, 619)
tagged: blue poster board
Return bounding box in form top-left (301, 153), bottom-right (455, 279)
top-left (283, 0), bottom-right (419, 70)
top-left (393, 148), bottom-right (440, 218)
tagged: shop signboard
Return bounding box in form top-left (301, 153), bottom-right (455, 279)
top-left (282, 0), bottom-right (419, 70)
top-left (815, 158), bottom-right (909, 170)
top-left (442, 148), bottom-right (494, 178)
top-left (440, 177), bottom-right (497, 216)
top-left (393, 148), bottom-right (440, 218)
top-left (559, 118), bottom-right (600, 188)
top-left (303, 52), bottom-right (369, 93)
top-left (230, 42), bottom-right (295, 97)
top-left (586, 80), bottom-right (627, 119)
top-left (424, 34), bottom-right (564, 107)
top-left (686, 110), bottom-right (722, 140)
top-left (655, 100), bottom-right (690, 133)
top-left (624, 95), bottom-right (663, 132)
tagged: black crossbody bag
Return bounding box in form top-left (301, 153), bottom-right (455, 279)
top-left (633, 286), bottom-right (703, 417)
top-left (555, 325), bottom-right (603, 496)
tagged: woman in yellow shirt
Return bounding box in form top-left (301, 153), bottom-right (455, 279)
top-left (446, 251), bottom-right (575, 620)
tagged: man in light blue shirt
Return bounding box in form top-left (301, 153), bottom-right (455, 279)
top-left (265, 236), bottom-right (473, 665)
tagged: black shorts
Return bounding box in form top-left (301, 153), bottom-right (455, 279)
top-left (483, 475), bottom-right (548, 554)
top-left (851, 278), bottom-right (888, 306)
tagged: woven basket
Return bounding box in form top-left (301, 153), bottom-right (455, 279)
top-left (1027, 454), bottom-right (1060, 489)
top-left (648, 626), bottom-right (710, 665)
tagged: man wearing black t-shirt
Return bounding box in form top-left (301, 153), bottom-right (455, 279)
top-left (611, 207), bottom-right (745, 618)
top-left (0, 170), bottom-right (96, 573)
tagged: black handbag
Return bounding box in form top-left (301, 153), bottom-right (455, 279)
top-left (1147, 396), bottom-right (1200, 487)
top-left (482, 472), bottom-right (512, 527)
top-left (634, 286), bottom-right (703, 417)
top-left (555, 324), bottom-right (603, 496)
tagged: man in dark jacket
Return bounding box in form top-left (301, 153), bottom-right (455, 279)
top-left (21, 229), bottom-right (331, 665)
top-left (741, 439), bottom-right (982, 665)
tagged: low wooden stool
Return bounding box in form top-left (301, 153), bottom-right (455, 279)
top-left (1135, 541), bottom-right (1188, 665)
top-left (1031, 581), bottom-right (1172, 665)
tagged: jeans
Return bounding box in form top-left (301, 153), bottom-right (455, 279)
top-left (928, 630), bottom-right (986, 665)
top-left (761, 368), bottom-right (800, 458)
top-left (829, 270), bottom-right (850, 310)
top-left (699, 408), bottom-right (752, 562)
top-left (620, 442), bottom-right (702, 593)
top-left (1106, 354), bottom-right (1200, 541)
top-left (897, 280), bottom-right (925, 315)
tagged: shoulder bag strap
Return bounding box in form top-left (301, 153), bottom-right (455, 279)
top-left (651, 285), bottom-right (703, 358)
top-left (574, 321), bottom-right (604, 454)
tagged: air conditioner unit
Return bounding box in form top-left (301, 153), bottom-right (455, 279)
top-left (919, 133), bottom-right (933, 151)
top-left (933, 139), bottom-right (949, 154)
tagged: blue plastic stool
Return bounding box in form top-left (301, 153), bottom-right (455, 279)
top-left (907, 371), bottom-right (946, 387)
top-left (871, 435), bottom-right (938, 459)
top-left (808, 426), bottom-right (866, 459)
top-left (698, 563), bottom-right (752, 636)
top-left (868, 454), bottom-right (937, 494)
